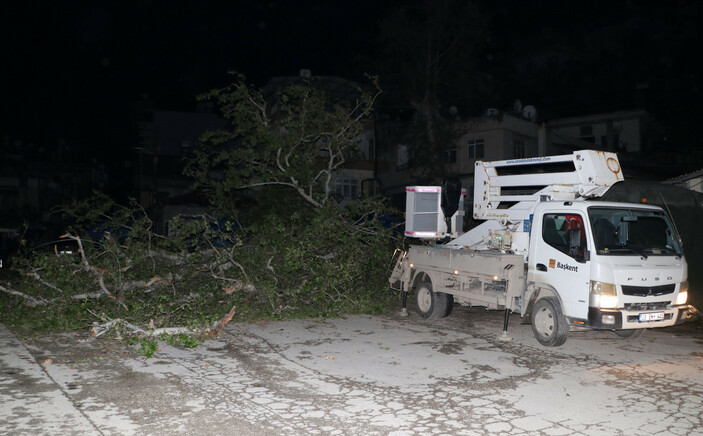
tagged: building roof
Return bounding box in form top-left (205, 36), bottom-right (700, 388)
top-left (664, 169), bottom-right (703, 184)
top-left (547, 109), bottom-right (650, 128)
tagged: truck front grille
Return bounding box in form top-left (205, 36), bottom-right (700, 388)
top-left (624, 301), bottom-right (671, 311)
top-left (621, 284), bottom-right (675, 297)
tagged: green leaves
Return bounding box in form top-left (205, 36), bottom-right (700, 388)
top-left (186, 73), bottom-right (380, 210)
top-left (135, 338), bottom-right (158, 358)
top-left (235, 201), bottom-right (398, 318)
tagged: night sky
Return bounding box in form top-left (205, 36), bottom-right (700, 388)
top-left (2, 1), bottom-right (702, 157)
top-left (2, 1), bottom-right (385, 145)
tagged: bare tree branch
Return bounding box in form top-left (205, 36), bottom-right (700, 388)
top-left (0, 284), bottom-right (48, 307)
top-left (240, 181), bottom-right (322, 208)
top-left (89, 305), bottom-right (237, 339)
top-left (275, 148), bottom-right (286, 172)
top-left (63, 233), bottom-right (128, 310)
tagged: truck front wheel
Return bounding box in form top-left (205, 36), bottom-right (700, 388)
top-left (531, 297), bottom-right (568, 347)
top-left (415, 282), bottom-right (453, 319)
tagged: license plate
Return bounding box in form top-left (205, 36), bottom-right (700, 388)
top-left (639, 312), bottom-right (665, 322)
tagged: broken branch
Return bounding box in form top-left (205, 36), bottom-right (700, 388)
top-left (0, 283), bottom-right (48, 307)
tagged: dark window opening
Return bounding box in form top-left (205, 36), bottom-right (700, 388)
top-left (468, 138), bottom-right (484, 159)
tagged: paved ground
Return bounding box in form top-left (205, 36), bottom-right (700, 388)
top-left (2, 304), bottom-right (703, 435)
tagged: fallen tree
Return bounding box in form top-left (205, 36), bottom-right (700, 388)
top-left (0, 75), bottom-right (400, 347)
top-left (1, 196), bottom-right (252, 336)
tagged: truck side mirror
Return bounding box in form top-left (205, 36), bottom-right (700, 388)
top-left (569, 229), bottom-right (584, 260)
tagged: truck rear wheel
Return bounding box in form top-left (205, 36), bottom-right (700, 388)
top-left (415, 281), bottom-right (453, 319)
top-left (531, 297), bottom-right (568, 347)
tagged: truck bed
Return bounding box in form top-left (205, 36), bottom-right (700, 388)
top-left (400, 245), bottom-right (526, 312)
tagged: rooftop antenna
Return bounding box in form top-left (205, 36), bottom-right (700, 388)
top-left (522, 105), bottom-right (537, 121)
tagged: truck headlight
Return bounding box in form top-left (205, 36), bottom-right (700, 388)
top-left (590, 280), bottom-right (618, 309)
top-left (676, 281), bottom-right (688, 305)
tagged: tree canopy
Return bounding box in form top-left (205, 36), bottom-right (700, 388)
top-left (186, 74), bottom-right (380, 210)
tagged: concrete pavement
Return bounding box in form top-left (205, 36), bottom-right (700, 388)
top-left (0, 323), bottom-right (99, 434)
top-left (2, 305), bottom-right (703, 435)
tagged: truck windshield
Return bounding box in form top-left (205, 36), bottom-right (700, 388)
top-left (588, 207), bottom-right (682, 257)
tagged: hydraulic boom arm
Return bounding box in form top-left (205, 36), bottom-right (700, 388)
top-left (472, 150), bottom-right (623, 223)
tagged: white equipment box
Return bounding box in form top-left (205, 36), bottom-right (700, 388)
top-left (404, 186), bottom-right (466, 238)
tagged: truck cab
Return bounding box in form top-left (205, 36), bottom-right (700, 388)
top-left (526, 201), bottom-right (689, 345)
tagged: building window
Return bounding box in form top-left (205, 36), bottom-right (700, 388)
top-left (335, 178), bottom-right (359, 200)
top-left (445, 144), bottom-right (457, 163)
top-left (513, 139), bottom-right (525, 158)
top-left (467, 138), bottom-right (484, 159)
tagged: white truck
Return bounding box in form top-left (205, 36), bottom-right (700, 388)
top-left (389, 150), bottom-right (696, 346)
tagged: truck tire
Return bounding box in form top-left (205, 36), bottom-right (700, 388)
top-left (531, 297), bottom-right (568, 347)
top-left (614, 329), bottom-right (643, 338)
top-left (415, 282), bottom-right (453, 319)
top-left (435, 292), bottom-right (454, 318)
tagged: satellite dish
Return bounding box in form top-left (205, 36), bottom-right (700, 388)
top-left (485, 108), bottom-right (499, 116)
top-left (522, 105), bottom-right (537, 121)
top-left (513, 99), bottom-right (522, 112)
